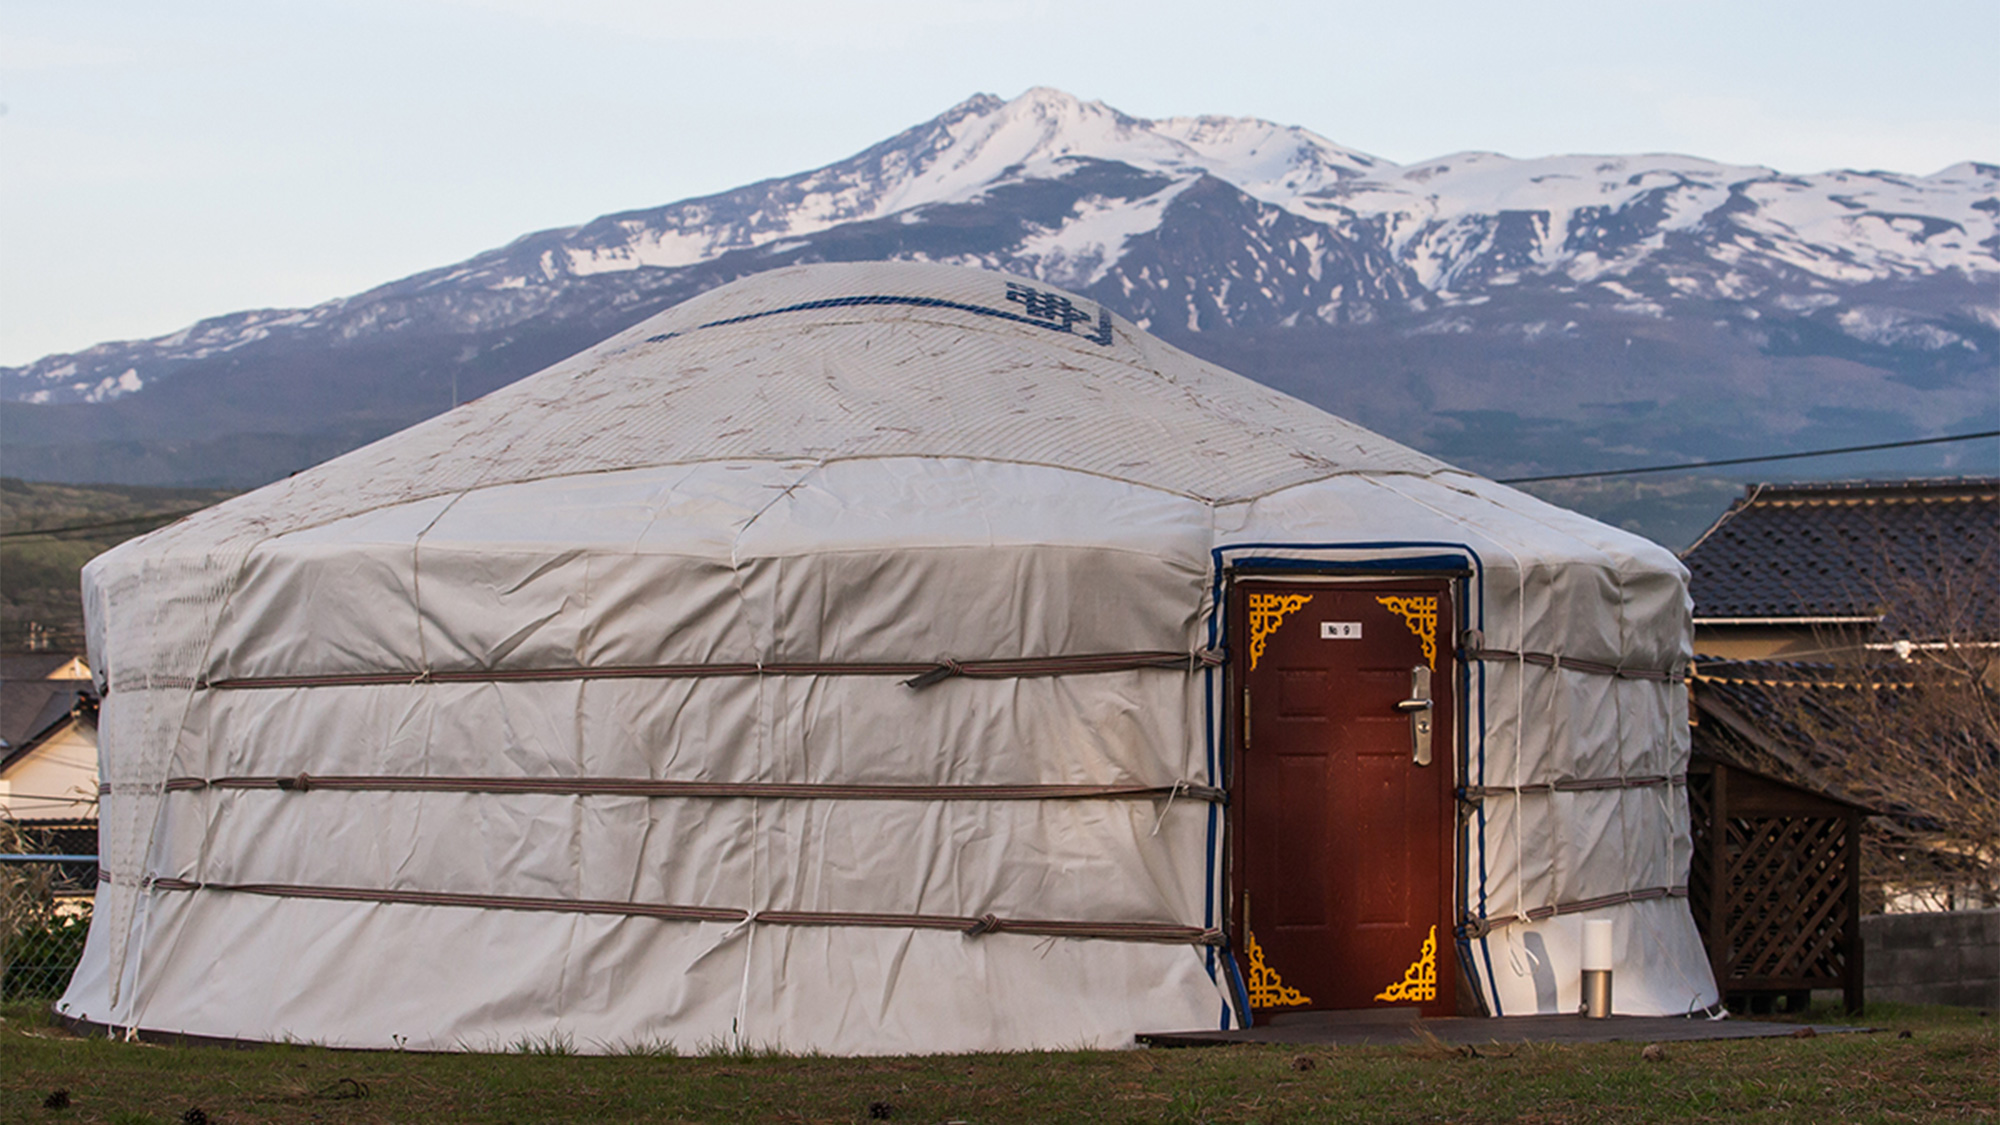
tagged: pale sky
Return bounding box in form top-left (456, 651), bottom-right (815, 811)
top-left (3, 0), bottom-right (1995, 365)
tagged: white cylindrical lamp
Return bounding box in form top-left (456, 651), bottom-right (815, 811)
top-left (1581, 918), bottom-right (1614, 1018)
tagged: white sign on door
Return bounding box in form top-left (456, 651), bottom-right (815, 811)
top-left (1321, 621), bottom-right (1363, 640)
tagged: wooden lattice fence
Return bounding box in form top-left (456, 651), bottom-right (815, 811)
top-left (1689, 757), bottom-right (1865, 1014)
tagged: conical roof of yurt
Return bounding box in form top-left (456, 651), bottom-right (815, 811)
top-left (67, 262), bottom-right (1716, 1054)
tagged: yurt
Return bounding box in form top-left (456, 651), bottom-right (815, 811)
top-left (62, 262), bottom-right (1718, 1054)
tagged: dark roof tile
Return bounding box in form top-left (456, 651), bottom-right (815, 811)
top-left (0, 680), bottom-right (91, 757)
top-left (1681, 477), bottom-right (1999, 635)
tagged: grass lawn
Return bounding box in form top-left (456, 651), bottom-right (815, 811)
top-left (0, 477), bottom-right (236, 653)
top-left (0, 1002), bottom-right (1991, 1124)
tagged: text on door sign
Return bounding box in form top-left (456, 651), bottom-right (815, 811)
top-left (1320, 621), bottom-right (1363, 640)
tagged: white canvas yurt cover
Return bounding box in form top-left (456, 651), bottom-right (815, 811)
top-left (64, 262), bottom-right (1717, 1054)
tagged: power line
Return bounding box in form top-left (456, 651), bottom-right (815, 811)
top-left (1497, 430), bottom-right (2000, 485)
top-left (4, 430), bottom-right (1994, 532)
top-left (0, 507), bottom-right (207, 541)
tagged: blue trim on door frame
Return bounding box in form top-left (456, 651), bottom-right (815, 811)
top-left (1206, 540), bottom-right (1497, 1021)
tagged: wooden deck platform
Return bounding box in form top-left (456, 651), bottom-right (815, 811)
top-left (1137, 1010), bottom-right (1868, 1048)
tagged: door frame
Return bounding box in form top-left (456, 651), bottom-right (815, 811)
top-left (1221, 566), bottom-right (1471, 1022)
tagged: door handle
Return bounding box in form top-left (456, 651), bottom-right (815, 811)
top-left (1397, 666), bottom-right (1433, 767)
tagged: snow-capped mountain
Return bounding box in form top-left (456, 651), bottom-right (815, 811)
top-left (5, 88), bottom-right (1995, 508)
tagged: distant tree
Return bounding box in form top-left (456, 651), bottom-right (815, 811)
top-left (1770, 539), bottom-right (2000, 910)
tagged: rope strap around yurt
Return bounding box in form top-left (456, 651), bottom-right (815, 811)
top-left (1458, 630), bottom-right (1684, 682)
top-left (1458, 775), bottom-right (1685, 798)
top-left (125, 877), bottom-right (1222, 945)
top-left (182, 649), bottom-right (1226, 693)
top-left (1454, 884), bottom-right (1689, 940)
top-left (122, 776), bottom-right (1226, 803)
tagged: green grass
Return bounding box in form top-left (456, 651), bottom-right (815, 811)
top-left (0, 478), bottom-right (236, 652)
top-left (0, 1001), bottom-right (1991, 1124)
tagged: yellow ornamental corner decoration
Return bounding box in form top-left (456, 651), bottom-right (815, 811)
top-left (1376, 595), bottom-right (1439, 670)
top-left (1374, 925), bottom-right (1438, 1003)
top-left (1245, 930), bottom-right (1313, 1008)
top-left (1247, 593), bottom-right (1314, 671)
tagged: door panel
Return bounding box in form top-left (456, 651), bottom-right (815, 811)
top-left (1354, 748), bottom-right (1408, 926)
top-left (1233, 579), bottom-right (1457, 1018)
top-left (1273, 752), bottom-right (1330, 928)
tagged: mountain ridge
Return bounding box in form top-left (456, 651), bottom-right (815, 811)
top-left (4, 87), bottom-right (1994, 547)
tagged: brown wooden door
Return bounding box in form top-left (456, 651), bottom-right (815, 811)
top-left (1232, 579), bottom-right (1457, 1019)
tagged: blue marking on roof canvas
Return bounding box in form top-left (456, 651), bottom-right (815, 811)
top-left (641, 290), bottom-right (1118, 347)
top-left (1084, 308), bottom-right (1113, 346)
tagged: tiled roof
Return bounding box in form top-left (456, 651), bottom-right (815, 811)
top-left (0, 679), bottom-right (92, 759)
top-left (1681, 477), bottom-right (1999, 634)
top-left (0, 654), bottom-right (86, 681)
top-left (1689, 658), bottom-right (1900, 812)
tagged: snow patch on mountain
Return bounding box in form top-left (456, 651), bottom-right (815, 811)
top-left (1012, 179), bottom-right (1194, 289)
top-left (6, 87), bottom-right (1995, 407)
top-left (563, 226), bottom-right (719, 275)
top-left (83, 368), bottom-right (144, 402)
top-left (539, 90), bottom-right (1391, 288)
top-left (1837, 306), bottom-right (1966, 350)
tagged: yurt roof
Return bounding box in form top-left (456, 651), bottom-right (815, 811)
top-left (150, 263), bottom-right (1469, 554)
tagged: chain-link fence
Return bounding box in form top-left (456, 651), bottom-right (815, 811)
top-left (2, 821), bottom-right (95, 1002)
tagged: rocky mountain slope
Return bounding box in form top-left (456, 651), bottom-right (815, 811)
top-left (6, 88), bottom-right (1995, 533)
